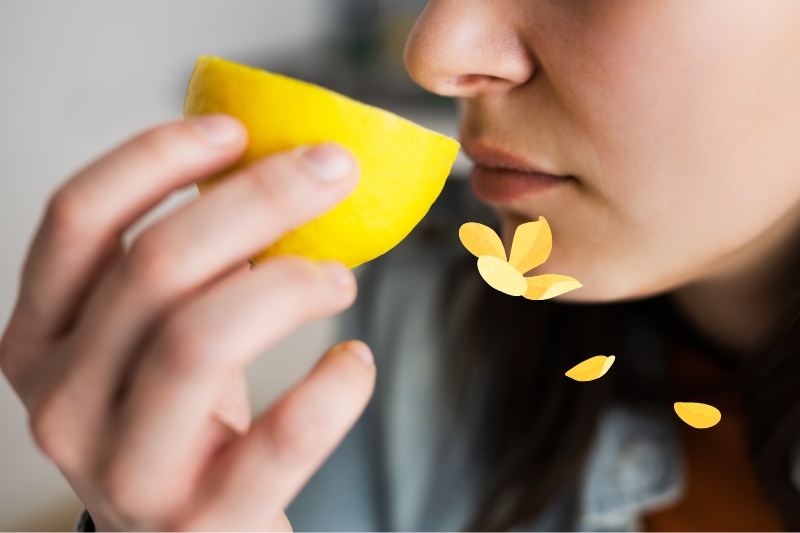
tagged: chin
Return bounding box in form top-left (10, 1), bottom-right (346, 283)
top-left (526, 253), bottom-right (670, 304)
top-left (494, 214), bottom-right (669, 305)
top-left (546, 267), bottom-right (676, 304)
top-left (548, 288), bottom-right (625, 304)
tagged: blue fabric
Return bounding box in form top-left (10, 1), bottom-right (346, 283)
top-left (294, 181), bottom-right (800, 531)
top-left (74, 181), bottom-right (800, 532)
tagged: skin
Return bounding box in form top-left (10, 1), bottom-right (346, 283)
top-left (1, 0), bottom-right (800, 530)
top-left (0, 119), bottom-right (375, 530)
top-left (406, 0), bottom-right (800, 351)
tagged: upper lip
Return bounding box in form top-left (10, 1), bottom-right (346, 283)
top-left (461, 141), bottom-right (567, 178)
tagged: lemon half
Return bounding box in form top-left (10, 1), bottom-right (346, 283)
top-left (184, 56), bottom-right (460, 268)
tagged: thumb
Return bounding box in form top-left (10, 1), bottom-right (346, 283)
top-left (189, 340), bottom-right (375, 530)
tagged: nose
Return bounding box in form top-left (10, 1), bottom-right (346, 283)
top-left (404, 0), bottom-right (536, 98)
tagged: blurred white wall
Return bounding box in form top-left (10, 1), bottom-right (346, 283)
top-left (0, 2), bottom-right (340, 530)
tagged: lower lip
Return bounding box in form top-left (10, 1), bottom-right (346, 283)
top-left (470, 165), bottom-right (569, 204)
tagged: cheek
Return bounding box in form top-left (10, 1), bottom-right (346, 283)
top-left (527, 0), bottom-right (800, 301)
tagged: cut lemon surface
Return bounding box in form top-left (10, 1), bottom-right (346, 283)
top-left (184, 56), bottom-right (460, 268)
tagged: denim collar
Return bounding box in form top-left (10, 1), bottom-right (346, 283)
top-left (577, 405), bottom-right (684, 531)
top-left (575, 312), bottom-right (685, 531)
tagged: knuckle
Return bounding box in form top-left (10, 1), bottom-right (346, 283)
top-left (277, 257), bottom-right (327, 288)
top-left (259, 258), bottom-right (355, 318)
top-left (264, 400), bottom-right (323, 461)
top-left (124, 231), bottom-right (179, 291)
top-left (0, 338), bottom-right (14, 382)
top-left (276, 258), bottom-right (355, 303)
top-left (28, 402), bottom-right (56, 455)
top-left (247, 155), bottom-right (310, 212)
top-left (130, 125), bottom-right (185, 169)
top-left (248, 159), bottom-right (293, 204)
top-left (166, 517), bottom-right (194, 532)
top-left (274, 256), bottom-right (331, 291)
top-left (96, 465), bottom-right (143, 519)
top-left (97, 459), bottom-right (186, 523)
top-left (169, 516), bottom-right (213, 532)
top-left (156, 313), bottom-right (213, 374)
top-left (44, 185), bottom-right (90, 241)
top-left (28, 394), bottom-right (81, 471)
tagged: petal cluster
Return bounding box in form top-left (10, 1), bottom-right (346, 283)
top-left (459, 217), bottom-right (582, 300)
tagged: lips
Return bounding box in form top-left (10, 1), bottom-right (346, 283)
top-left (464, 144), bottom-right (571, 204)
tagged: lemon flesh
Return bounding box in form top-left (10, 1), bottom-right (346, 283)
top-left (184, 56), bottom-right (460, 268)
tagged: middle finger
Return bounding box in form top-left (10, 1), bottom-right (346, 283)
top-left (48, 144), bottom-right (359, 461)
top-left (100, 256), bottom-right (357, 518)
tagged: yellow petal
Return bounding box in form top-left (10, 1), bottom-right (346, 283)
top-left (459, 223), bottom-right (506, 261)
top-left (674, 402), bottom-right (721, 429)
top-left (523, 274), bottom-right (582, 300)
top-left (477, 256), bottom-right (527, 296)
top-left (508, 216), bottom-right (552, 274)
top-left (565, 355), bottom-right (615, 382)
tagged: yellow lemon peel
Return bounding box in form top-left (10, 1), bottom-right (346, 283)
top-left (565, 355), bottom-right (615, 382)
top-left (185, 56), bottom-right (460, 268)
top-left (459, 216), bottom-right (581, 300)
top-left (674, 402), bottom-right (722, 429)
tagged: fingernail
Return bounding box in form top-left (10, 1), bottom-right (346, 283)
top-left (323, 261), bottom-right (354, 287)
top-left (344, 340), bottom-right (374, 366)
top-left (189, 114), bottom-right (243, 146)
top-left (299, 143), bottom-right (355, 181)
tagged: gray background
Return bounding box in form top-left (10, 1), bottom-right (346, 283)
top-left (0, 2), bottom-right (338, 530)
top-left (0, 1), bottom-right (462, 529)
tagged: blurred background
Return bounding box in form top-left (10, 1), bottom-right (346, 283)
top-left (0, 1), bottom-right (462, 530)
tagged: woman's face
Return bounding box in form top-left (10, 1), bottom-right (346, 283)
top-left (405, 0), bottom-right (800, 302)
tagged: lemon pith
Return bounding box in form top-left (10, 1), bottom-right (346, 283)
top-left (184, 56), bottom-right (460, 268)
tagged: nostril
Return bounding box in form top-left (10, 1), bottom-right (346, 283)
top-left (449, 74), bottom-right (504, 86)
top-left (442, 74), bottom-right (522, 96)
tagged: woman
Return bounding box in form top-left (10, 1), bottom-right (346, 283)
top-left (3, 0), bottom-right (800, 530)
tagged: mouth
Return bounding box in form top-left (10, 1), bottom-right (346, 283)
top-left (463, 143), bottom-right (573, 204)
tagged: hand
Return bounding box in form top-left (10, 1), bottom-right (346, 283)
top-left (0, 115), bottom-right (376, 530)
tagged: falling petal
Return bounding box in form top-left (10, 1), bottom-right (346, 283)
top-left (477, 256), bottom-right (527, 296)
top-left (460, 223), bottom-right (506, 261)
top-left (565, 355), bottom-right (615, 382)
top-left (523, 274), bottom-right (582, 300)
top-left (508, 216), bottom-right (552, 274)
top-left (674, 402), bottom-right (721, 429)
top-left (599, 356), bottom-right (616, 378)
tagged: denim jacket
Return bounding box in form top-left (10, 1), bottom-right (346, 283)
top-left (285, 180), bottom-right (800, 532)
top-left (76, 181), bottom-right (800, 532)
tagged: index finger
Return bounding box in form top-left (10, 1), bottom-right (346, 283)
top-left (13, 115), bottom-right (247, 342)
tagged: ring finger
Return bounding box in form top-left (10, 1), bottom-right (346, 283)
top-left (98, 256), bottom-right (357, 518)
top-left (37, 143), bottom-right (359, 468)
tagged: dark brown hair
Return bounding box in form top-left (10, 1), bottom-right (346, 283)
top-left (441, 257), bottom-right (800, 531)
